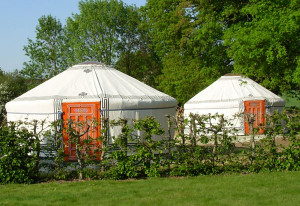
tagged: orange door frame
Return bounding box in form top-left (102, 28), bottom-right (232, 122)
top-left (62, 102), bottom-right (101, 161)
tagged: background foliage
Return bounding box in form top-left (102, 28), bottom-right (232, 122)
top-left (16, 0), bottom-right (299, 104)
top-left (0, 69), bottom-right (28, 123)
top-left (21, 15), bottom-right (68, 89)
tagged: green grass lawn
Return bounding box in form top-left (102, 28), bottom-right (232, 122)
top-left (0, 171), bottom-right (299, 206)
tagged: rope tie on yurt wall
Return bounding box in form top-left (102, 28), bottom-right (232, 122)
top-left (54, 99), bottom-right (63, 121)
top-left (53, 99), bottom-right (63, 149)
top-left (100, 97), bottom-right (109, 117)
top-left (101, 97), bottom-right (110, 143)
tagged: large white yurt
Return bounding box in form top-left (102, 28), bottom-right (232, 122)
top-left (6, 61), bottom-right (177, 160)
top-left (184, 74), bottom-right (285, 135)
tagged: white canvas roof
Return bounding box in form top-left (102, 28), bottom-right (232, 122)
top-left (6, 62), bottom-right (177, 129)
top-left (9, 61), bottom-right (176, 107)
top-left (184, 75), bottom-right (285, 135)
top-left (185, 75), bottom-right (285, 110)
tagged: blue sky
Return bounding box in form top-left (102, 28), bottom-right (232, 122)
top-left (0, 0), bottom-right (146, 72)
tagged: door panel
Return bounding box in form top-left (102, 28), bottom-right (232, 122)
top-left (244, 100), bottom-right (265, 135)
top-left (62, 102), bottom-right (101, 161)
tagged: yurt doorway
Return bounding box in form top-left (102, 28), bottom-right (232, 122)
top-left (62, 102), bottom-right (101, 161)
top-left (244, 100), bottom-right (265, 135)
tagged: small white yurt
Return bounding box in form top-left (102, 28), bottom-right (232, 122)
top-left (6, 61), bottom-right (177, 160)
top-left (184, 74), bottom-right (285, 135)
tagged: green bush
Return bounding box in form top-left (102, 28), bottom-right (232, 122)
top-left (279, 110), bottom-right (300, 171)
top-left (107, 116), bottom-right (165, 179)
top-left (0, 123), bottom-right (39, 184)
top-left (0, 109), bottom-right (299, 183)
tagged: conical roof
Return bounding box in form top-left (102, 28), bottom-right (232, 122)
top-left (12, 61), bottom-right (176, 108)
top-left (185, 75), bottom-right (285, 107)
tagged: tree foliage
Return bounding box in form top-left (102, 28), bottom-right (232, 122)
top-left (142, 0), bottom-right (233, 104)
top-left (64, 0), bottom-right (162, 88)
top-left (20, 0), bottom-right (300, 103)
top-left (115, 5), bottom-right (163, 88)
top-left (65, 0), bottom-right (132, 65)
top-left (21, 15), bottom-right (68, 88)
top-left (0, 69), bottom-right (27, 123)
top-left (141, 0), bottom-right (299, 103)
top-left (224, 0), bottom-right (300, 94)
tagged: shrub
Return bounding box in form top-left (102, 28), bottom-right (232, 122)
top-left (0, 109), bottom-right (299, 183)
top-left (0, 122), bottom-right (39, 184)
top-left (107, 116), bottom-right (165, 179)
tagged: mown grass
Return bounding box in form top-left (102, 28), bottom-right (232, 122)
top-left (0, 171), bottom-right (299, 206)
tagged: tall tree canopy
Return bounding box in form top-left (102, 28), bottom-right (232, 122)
top-left (224, 0), bottom-right (300, 94)
top-left (65, 0), bottom-right (161, 88)
top-left (65, 0), bottom-right (133, 65)
top-left (21, 0), bottom-right (299, 104)
top-left (142, 0), bottom-right (299, 103)
top-left (142, 0), bottom-right (234, 104)
top-left (22, 15), bottom-right (67, 88)
top-left (115, 3), bottom-right (163, 88)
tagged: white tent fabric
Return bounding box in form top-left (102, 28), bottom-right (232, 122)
top-left (184, 75), bottom-right (285, 134)
top-left (6, 61), bottom-right (177, 139)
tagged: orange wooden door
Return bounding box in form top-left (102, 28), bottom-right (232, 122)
top-left (62, 102), bottom-right (101, 161)
top-left (244, 100), bottom-right (265, 135)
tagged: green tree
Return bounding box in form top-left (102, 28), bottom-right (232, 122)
top-left (115, 4), bottom-right (163, 88)
top-left (224, 0), bottom-right (300, 95)
top-left (21, 15), bottom-right (68, 88)
top-left (65, 0), bottom-right (129, 65)
top-left (143, 0), bottom-right (234, 104)
top-left (65, 0), bottom-right (162, 88)
top-left (0, 69), bottom-right (28, 123)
